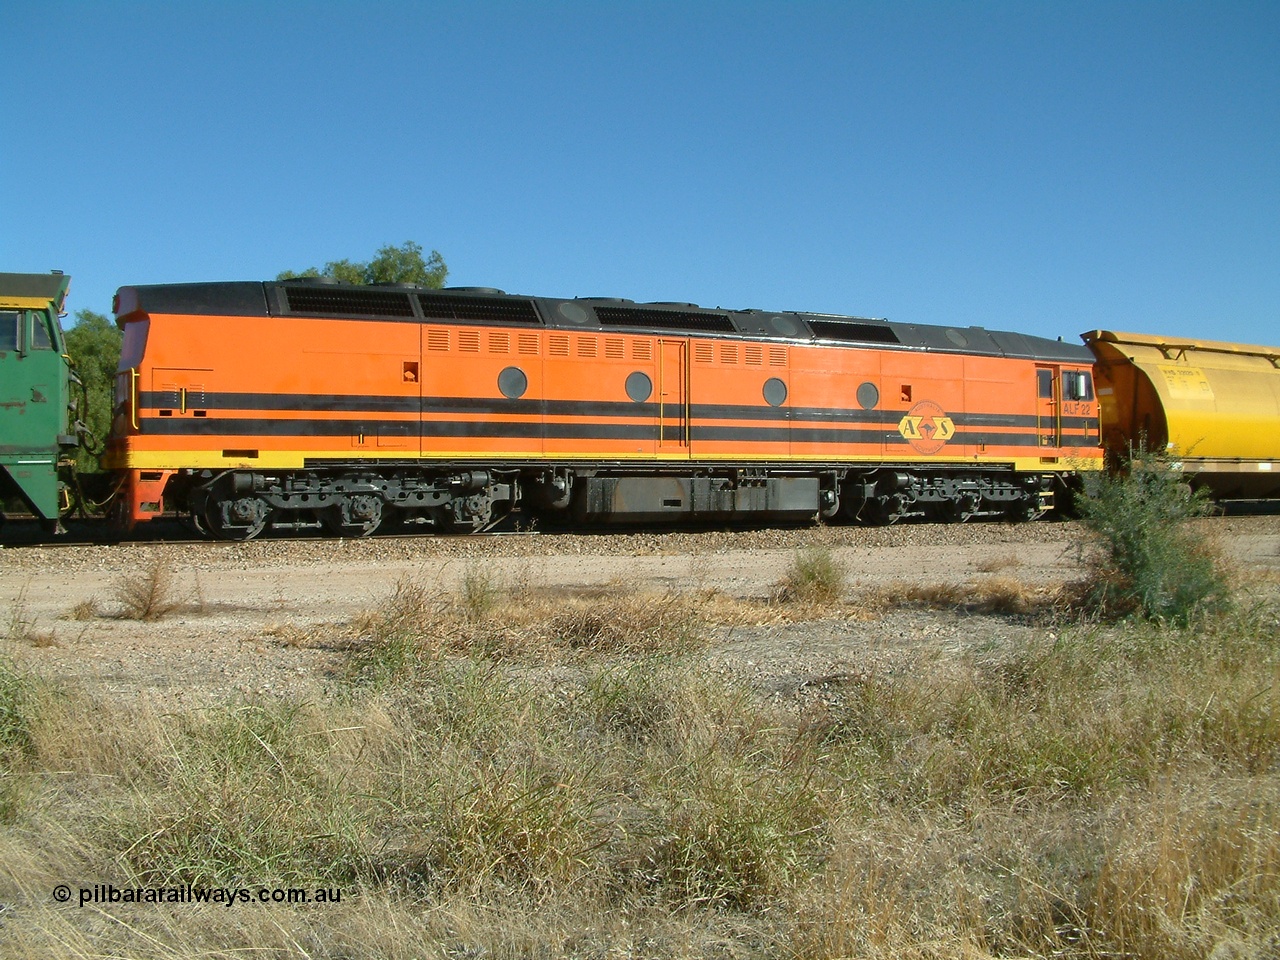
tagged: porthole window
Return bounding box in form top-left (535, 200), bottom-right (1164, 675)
top-left (856, 381), bottom-right (879, 410)
top-left (625, 371), bottom-right (653, 403)
top-left (763, 377), bottom-right (788, 407)
top-left (498, 366), bottom-right (528, 399)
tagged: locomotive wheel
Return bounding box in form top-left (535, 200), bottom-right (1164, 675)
top-left (859, 497), bottom-right (902, 526)
top-left (1003, 498), bottom-right (1044, 523)
top-left (437, 493), bottom-right (494, 533)
top-left (320, 495), bottom-right (384, 538)
top-left (182, 507), bottom-right (211, 538)
top-left (204, 494), bottom-right (270, 541)
top-left (437, 509), bottom-right (488, 533)
top-left (928, 494), bottom-right (978, 524)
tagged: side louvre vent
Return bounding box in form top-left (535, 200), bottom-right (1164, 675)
top-left (417, 294), bottom-right (541, 325)
top-left (594, 306), bottom-right (735, 334)
top-left (807, 319), bottom-right (900, 344)
top-left (285, 287), bottom-right (416, 318)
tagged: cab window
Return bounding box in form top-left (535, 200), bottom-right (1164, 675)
top-left (0, 311), bottom-right (18, 351)
top-left (1063, 370), bottom-right (1094, 401)
top-left (1036, 368), bottom-right (1054, 399)
top-left (30, 311), bottom-right (54, 350)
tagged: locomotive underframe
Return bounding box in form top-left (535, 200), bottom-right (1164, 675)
top-left (154, 460), bottom-right (1064, 540)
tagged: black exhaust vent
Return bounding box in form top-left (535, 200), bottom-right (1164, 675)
top-left (417, 294), bottom-right (541, 325)
top-left (594, 306), bottom-right (735, 334)
top-left (285, 286), bottom-right (416, 318)
top-left (806, 319), bottom-right (900, 344)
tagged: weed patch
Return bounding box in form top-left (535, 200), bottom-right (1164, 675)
top-left (0, 656), bottom-right (35, 764)
top-left (114, 561), bottom-right (180, 621)
top-left (1076, 451), bottom-right (1231, 624)
top-left (775, 546), bottom-right (846, 605)
top-left (345, 576), bottom-right (710, 684)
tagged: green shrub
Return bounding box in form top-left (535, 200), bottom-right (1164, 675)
top-left (1075, 450), bottom-right (1229, 624)
top-left (777, 546), bottom-right (846, 604)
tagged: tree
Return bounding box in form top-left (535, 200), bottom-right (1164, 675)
top-left (63, 310), bottom-right (122, 473)
top-left (278, 241), bottom-right (448, 288)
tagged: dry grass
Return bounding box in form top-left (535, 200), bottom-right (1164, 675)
top-left (974, 550), bottom-right (1021, 573)
top-left (859, 574), bottom-right (1061, 616)
top-left (774, 546), bottom-right (847, 605)
top-left (113, 561), bottom-right (180, 621)
top-left (337, 574), bottom-right (776, 684)
top-left (65, 598), bottom-right (99, 622)
top-left (2, 573), bottom-right (1278, 959)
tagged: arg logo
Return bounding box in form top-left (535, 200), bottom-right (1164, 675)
top-left (897, 400), bottom-right (955, 455)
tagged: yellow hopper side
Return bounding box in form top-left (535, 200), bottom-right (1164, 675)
top-left (1082, 329), bottom-right (1280, 497)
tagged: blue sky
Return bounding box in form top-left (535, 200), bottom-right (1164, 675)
top-left (4, 1), bottom-right (1277, 347)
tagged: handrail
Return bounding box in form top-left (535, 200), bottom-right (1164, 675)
top-left (130, 368), bottom-right (140, 430)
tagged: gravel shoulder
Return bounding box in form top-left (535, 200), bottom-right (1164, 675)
top-left (3, 516), bottom-right (1278, 707)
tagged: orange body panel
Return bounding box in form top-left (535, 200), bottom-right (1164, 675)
top-left (108, 313), bottom-right (1100, 468)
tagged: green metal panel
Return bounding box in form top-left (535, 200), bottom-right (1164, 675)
top-left (0, 273), bottom-right (74, 523)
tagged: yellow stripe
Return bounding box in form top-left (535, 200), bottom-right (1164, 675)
top-left (106, 449), bottom-right (1103, 472)
top-left (0, 297), bottom-right (55, 309)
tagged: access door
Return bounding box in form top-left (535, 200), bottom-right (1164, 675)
top-left (658, 339), bottom-right (690, 454)
top-left (1035, 365), bottom-right (1061, 447)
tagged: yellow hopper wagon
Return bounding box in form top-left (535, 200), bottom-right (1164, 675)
top-left (1083, 330), bottom-right (1280, 499)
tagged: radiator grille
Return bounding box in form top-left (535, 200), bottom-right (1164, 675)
top-left (417, 294), bottom-right (541, 325)
top-left (285, 287), bottom-right (416, 318)
top-left (807, 319), bottom-right (900, 344)
top-left (594, 306), bottom-right (735, 333)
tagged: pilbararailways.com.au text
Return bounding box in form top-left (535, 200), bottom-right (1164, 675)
top-left (55, 884), bottom-right (343, 908)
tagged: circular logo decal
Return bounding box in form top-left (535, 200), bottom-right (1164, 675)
top-left (897, 400), bottom-right (955, 455)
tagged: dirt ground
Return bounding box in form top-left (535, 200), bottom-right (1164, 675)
top-left (3, 517), bottom-right (1279, 706)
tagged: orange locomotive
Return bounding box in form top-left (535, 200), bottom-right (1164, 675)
top-left (103, 281), bottom-right (1103, 539)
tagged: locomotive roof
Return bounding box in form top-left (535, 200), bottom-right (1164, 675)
top-left (0, 271), bottom-right (71, 310)
top-left (113, 279), bottom-right (1093, 364)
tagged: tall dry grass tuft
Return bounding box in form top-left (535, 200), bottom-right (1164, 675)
top-left (0, 655), bottom-right (35, 767)
top-left (5, 583), bottom-right (37, 644)
top-left (1089, 779), bottom-right (1280, 960)
top-left (114, 561), bottom-right (180, 621)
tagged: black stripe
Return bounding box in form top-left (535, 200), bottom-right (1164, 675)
top-left (141, 389), bottom-right (1091, 433)
top-left (138, 416), bottom-right (1099, 452)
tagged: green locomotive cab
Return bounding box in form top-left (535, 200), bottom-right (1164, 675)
top-left (0, 271), bottom-right (77, 530)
